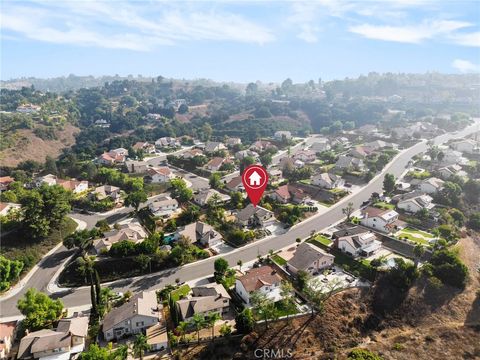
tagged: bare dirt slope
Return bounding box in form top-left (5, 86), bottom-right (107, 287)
top-left (0, 123), bottom-right (79, 167)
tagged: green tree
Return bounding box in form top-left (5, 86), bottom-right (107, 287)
top-left (112, 344), bottom-right (129, 360)
top-left (250, 291), bottom-right (276, 330)
top-left (80, 344), bottom-right (111, 360)
top-left (124, 190), bottom-right (147, 212)
top-left (20, 190), bottom-right (50, 238)
top-left (230, 191), bottom-right (243, 209)
top-left (176, 321), bottom-right (189, 343)
top-left (206, 312), bottom-right (221, 342)
top-left (219, 323), bottom-right (232, 337)
top-left (383, 173), bottom-right (395, 194)
top-left (190, 313), bottom-right (206, 344)
top-left (235, 308), bottom-right (255, 333)
top-left (209, 173), bottom-right (222, 189)
top-left (132, 333), bottom-right (151, 360)
top-left (348, 348), bottom-right (383, 360)
top-left (280, 281), bottom-right (296, 323)
top-left (259, 153), bottom-right (272, 168)
top-left (296, 270), bottom-right (310, 291)
top-left (17, 288), bottom-right (64, 331)
top-left (413, 244), bottom-right (425, 268)
top-left (0, 255), bottom-right (24, 291)
top-left (44, 155), bottom-right (58, 175)
top-left (214, 258), bottom-right (229, 281)
top-left (467, 212), bottom-right (480, 230)
top-left (427, 249), bottom-right (468, 288)
top-left (170, 178), bottom-right (193, 202)
top-left (135, 254), bottom-right (151, 273)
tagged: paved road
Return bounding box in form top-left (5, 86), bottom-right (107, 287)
top-left (1, 121), bottom-right (478, 318)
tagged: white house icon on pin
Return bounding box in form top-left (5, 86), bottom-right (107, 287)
top-left (249, 171), bottom-right (262, 186)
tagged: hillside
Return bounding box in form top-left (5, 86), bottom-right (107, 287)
top-left (178, 234), bottom-right (480, 360)
top-left (0, 123), bottom-right (79, 167)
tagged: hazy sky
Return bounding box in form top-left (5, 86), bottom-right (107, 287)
top-left (1, 0), bottom-right (479, 82)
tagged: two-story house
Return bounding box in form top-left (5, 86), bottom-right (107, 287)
top-left (235, 265), bottom-right (282, 305)
top-left (176, 283), bottom-right (231, 321)
top-left (333, 226), bottom-right (382, 258)
top-left (360, 207), bottom-right (401, 233)
top-left (235, 204), bottom-right (275, 228)
top-left (103, 291), bottom-right (160, 341)
top-left (175, 221), bottom-right (223, 248)
top-left (287, 242), bottom-right (334, 275)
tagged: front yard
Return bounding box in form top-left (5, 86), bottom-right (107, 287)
top-left (170, 284), bottom-right (191, 301)
top-left (271, 254), bottom-right (287, 266)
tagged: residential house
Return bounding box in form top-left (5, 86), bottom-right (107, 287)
top-left (274, 131), bottom-right (292, 140)
top-left (225, 137), bottom-right (242, 147)
top-left (441, 149), bottom-right (464, 165)
top-left (349, 145), bottom-right (374, 159)
top-left (206, 157), bottom-right (227, 172)
top-left (193, 189), bottom-right (230, 207)
top-left (450, 139), bottom-right (479, 154)
top-left (97, 149), bottom-right (127, 165)
top-left (92, 223), bottom-right (147, 254)
top-left (419, 177), bottom-right (444, 194)
top-left (225, 176), bottom-right (244, 192)
top-left (103, 291), bottom-right (160, 341)
top-left (279, 157), bottom-right (303, 170)
top-left (310, 139), bottom-right (330, 153)
top-left (17, 317), bottom-right (88, 360)
top-left (35, 174), bottom-right (57, 187)
top-left (125, 160), bottom-right (150, 174)
top-left (182, 149), bottom-right (204, 159)
top-left (293, 150), bottom-right (316, 163)
top-left (155, 137), bottom-right (179, 149)
top-left (148, 196), bottom-right (178, 217)
top-left (393, 191), bottom-right (435, 214)
top-left (175, 221), bottom-right (223, 248)
top-left (360, 207), bottom-right (401, 233)
top-left (334, 227), bottom-right (382, 257)
top-left (92, 185), bottom-right (121, 202)
top-left (176, 283), bottom-right (231, 321)
top-left (0, 321), bottom-right (16, 359)
top-left (287, 242), bottom-right (334, 275)
top-left (204, 141), bottom-right (227, 153)
top-left (57, 179), bottom-right (89, 194)
top-left (132, 142), bottom-right (156, 154)
top-left (269, 184), bottom-right (310, 204)
top-left (235, 150), bottom-right (259, 160)
top-left (146, 167), bottom-right (173, 183)
top-left (235, 265), bottom-right (282, 305)
top-left (364, 140), bottom-right (398, 150)
top-left (0, 176), bottom-right (14, 192)
top-left (250, 140), bottom-right (275, 153)
top-left (16, 104), bottom-right (41, 113)
top-left (0, 202), bottom-right (21, 216)
top-left (94, 119), bottom-right (110, 128)
top-left (335, 155), bottom-right (365, 172)
top-left (312, 173), bottom-right (343, 189)
top-left (146, 321), bottom-right (168, 352)
top-left (437, 165), bottom-right (466, 179)
top-left (236, 204), bottom-right (275, 228)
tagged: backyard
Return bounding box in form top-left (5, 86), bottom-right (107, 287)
top-left (395, 227), bottom-right (435, 245)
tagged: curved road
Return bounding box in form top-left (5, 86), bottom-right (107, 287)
top-left (1, 121), bottom-right (478, 318)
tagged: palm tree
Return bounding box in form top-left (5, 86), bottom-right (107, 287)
top-left (176, 321), bottom-right (189, 343)
top-left (112, 344), bottom-right (129, 360)
top-left (205, 312), bottom-right (221, 342)
top-left (190, 313), bottom-right (206, 344)
top-left (237, 259), bottom-right (243, 272)
top-left (132, 333), bottom-right (150, 360)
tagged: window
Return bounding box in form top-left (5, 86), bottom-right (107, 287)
top-left (136, 321), bottom-right (144, 327)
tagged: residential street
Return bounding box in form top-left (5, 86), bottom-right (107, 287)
top-left (1, 120), bottom-right (478, 319)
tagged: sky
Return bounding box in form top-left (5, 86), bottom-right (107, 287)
top-left (1, 0), bottom-right (480, 83)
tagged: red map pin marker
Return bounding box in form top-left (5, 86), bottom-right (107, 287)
top-left (242, 165), bottom-right (269, 207)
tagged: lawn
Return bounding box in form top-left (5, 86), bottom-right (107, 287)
top-left (274, 300), bottom-right (299, 317)
top-left (396, 227), bottom-right (434, 245)
top-left (271, 254), bottom-right (287, 266)
top-left (315, 235), bottom-right (332, 246)
top-left (308, 239), bottom-right (330, 251)
top-left (170, 284), bottom-right (191, 301)
top-left (373, 201), bottom-right (395, 210)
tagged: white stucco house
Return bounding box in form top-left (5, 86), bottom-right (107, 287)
top-left (418, 177), bottom-right (444, 194)
top-left (235, 265), bottom-right (282, 305)
top-left (360, 207), bottom-right (401, 233)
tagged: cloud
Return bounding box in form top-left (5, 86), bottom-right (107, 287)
top-left (0, 1), bottom-right (275, 50)
top-left (449, 31), bottom-right (480, 47)
top-left (349, 19), bottom-right (472, 44)
top-left (452, 59), bottom-right (479, 73)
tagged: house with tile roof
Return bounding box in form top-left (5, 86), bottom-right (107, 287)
top-left (235, 265), bottom-right (282, 305)
top-left (146, 166), bottom-right (173, 183)
top-left (0, 176), bottom-right (14, 192)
